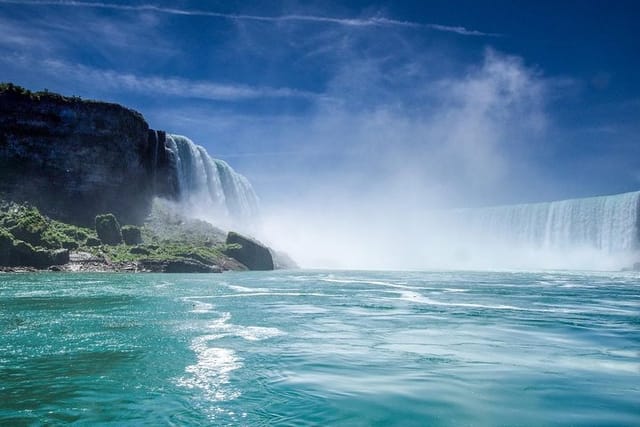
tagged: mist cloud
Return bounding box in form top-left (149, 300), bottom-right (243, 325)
top-left (237, 49), bottom-right (556, 269)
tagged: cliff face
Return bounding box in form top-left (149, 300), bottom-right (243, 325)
top-left (0, 85), bottom-right (177, 225)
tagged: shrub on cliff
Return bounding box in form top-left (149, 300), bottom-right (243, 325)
top-left (121, 225), bottom-right (142, 245)
top-left (85, 236), bottom-right (101, 247)
top-left (6, 206), bottom-right (47, 246)
top-left (95, 214), bottom-right (122, 245)
top-left (0, 202), bottom-right (95, 250)
top-left (42, 227), bottom-right (79, 250)
top-left (0, 82), bottom-right (32, 96)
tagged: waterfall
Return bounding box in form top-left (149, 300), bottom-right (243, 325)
top-left (454, 191), bottom-right (640, 253)
top-left (163, 134), bottom-right (259, 224)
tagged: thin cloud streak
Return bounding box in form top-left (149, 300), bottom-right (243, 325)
top-left (2, 54), bottom-right (320, 101)
top-left (427, 24), bottom-right (499, 37)
top-left (0, 0), bottom-right (497, 36)
top-left (41, 59), bottom-right (320, 100)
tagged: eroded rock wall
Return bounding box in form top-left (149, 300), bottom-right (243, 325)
top-left (0, 87), bottom-right (176, 225)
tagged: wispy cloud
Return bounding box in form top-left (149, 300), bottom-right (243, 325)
top-left (49, 59), bottom-right (320, 100)
top-left (0, 5), bottom-right (175, 62)
top-left (0, 0), bottom-right (497, 36)
top-left (2, 54), bottom-right (319, 101)
top-left (426, 24), bottom-right (498, 37)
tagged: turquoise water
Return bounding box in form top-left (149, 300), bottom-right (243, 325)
top-left (1, 270), bottom-right (638, 426)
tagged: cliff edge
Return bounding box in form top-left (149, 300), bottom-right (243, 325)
top-left (0, 83), bottom-right (176, 226)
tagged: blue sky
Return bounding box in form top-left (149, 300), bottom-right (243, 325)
top-left (1, 0), bottom-right (639, 209)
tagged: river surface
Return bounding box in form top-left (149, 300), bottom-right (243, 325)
top-left (1, 270), bottom-right (638, 426)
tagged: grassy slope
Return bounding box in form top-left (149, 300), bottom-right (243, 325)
top-left (0, 198), bottom-right (244, 270)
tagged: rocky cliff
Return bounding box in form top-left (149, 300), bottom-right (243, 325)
top-left (224, 231), bottom-right (275, 270)
top-left (0, 83), bottom-right (177, 226)
top-left (0, 83), bottom-right (291, 271)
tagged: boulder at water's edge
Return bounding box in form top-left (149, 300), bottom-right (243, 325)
top-left (224, 231), bottom-right (274, 270)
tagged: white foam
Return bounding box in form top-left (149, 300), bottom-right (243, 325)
top-left (396, 290), bottom-right (551, 312)
top-left (190, 301), bottom-right (215, 313)
top-left (204, 312), bottom-right (284, 341)
top-left (211, 292), bottom-right (328, 298)
top-left (227, 284), bottom-right (270, 293)
top-left (177, 335), bottom-right (241, 402)
top-left (176, 311), bottom-right (284, 404)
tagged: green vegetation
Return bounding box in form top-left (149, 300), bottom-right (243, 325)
top-left (42, 221), bottom-right (88, 250)
top-left (0, 201), bottom-right (97, 249)
top-left (85, 236), bottom-right (101, 246)
top-left (99, 242), bottom-right (229, 264)
top-left (95, 213), bottom-right (122, 245)
top-left (0, 82), bottom-right (83, 102)
top-left (121, 225), bottom-right (142, 245)
top-left (0, 198), bottom-right (242, 271)
top-left (143, 198), bottom-right (226, 246)
top-left (4, 205), bottom-right (47, 245)
top-left (0, 201), bottom-right (94, 268)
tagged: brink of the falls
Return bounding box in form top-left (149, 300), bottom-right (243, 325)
top-left (455, 190), bottom-right (640, 253)
top-left (440, 190), bottom-right (640, 270)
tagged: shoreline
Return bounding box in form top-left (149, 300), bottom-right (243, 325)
top-left (0, 251), bottom-right (245, 274)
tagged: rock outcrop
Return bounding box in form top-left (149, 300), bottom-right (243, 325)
top-left (0, 84), bottom-right (177, 226)
top-left (121, 225), bottom-right (143, 245)
top-left (95, 214), bottom-right (123, 245)
top-left (224, 231), bottom-right (274, 270)
top-left (0, 228), bottom-right (70, 269)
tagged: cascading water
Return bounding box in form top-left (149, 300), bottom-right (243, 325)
top-left (163, 134), bottom-right (259, 225)
top-left (454, 191), bottom-right (640, 253)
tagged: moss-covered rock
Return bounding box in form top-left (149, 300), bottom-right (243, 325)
top-left (95, 213), bottom-right (122, 245)
top-left (41, 229), bottom-right (70, 249)
top-left (7, 239), bottom-right (68, 268)
top-left (0, 198), bottom-right (289, 272)
top-left (0, 227), bottom-right (14, 266)
top-left (85, 236), bottom-right (101, 247)
top-left (0, 202), bottom-right (96, 253)
top-left (121, 225), bottom-right (142, 245)
top-left (7, 206), bottom-right (47, 246)
top-left (224, 231), bottom-right (274, 270)
top-left (41, 223), bottom-right (88, 249)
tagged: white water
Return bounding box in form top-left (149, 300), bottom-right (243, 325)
top-left (455, 191), bottom-right (640, 253)
top-left (262, 190), bottom-right (640, 270)
top-left (427, 191), bottom-right (640, 270)
top-left (154, 133), bottom-right (639, 270)
top-left (164, 134), bottom-right (259, 226)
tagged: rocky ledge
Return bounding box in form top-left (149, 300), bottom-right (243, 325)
top-left (0, 199), bottom-right (280, 273)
